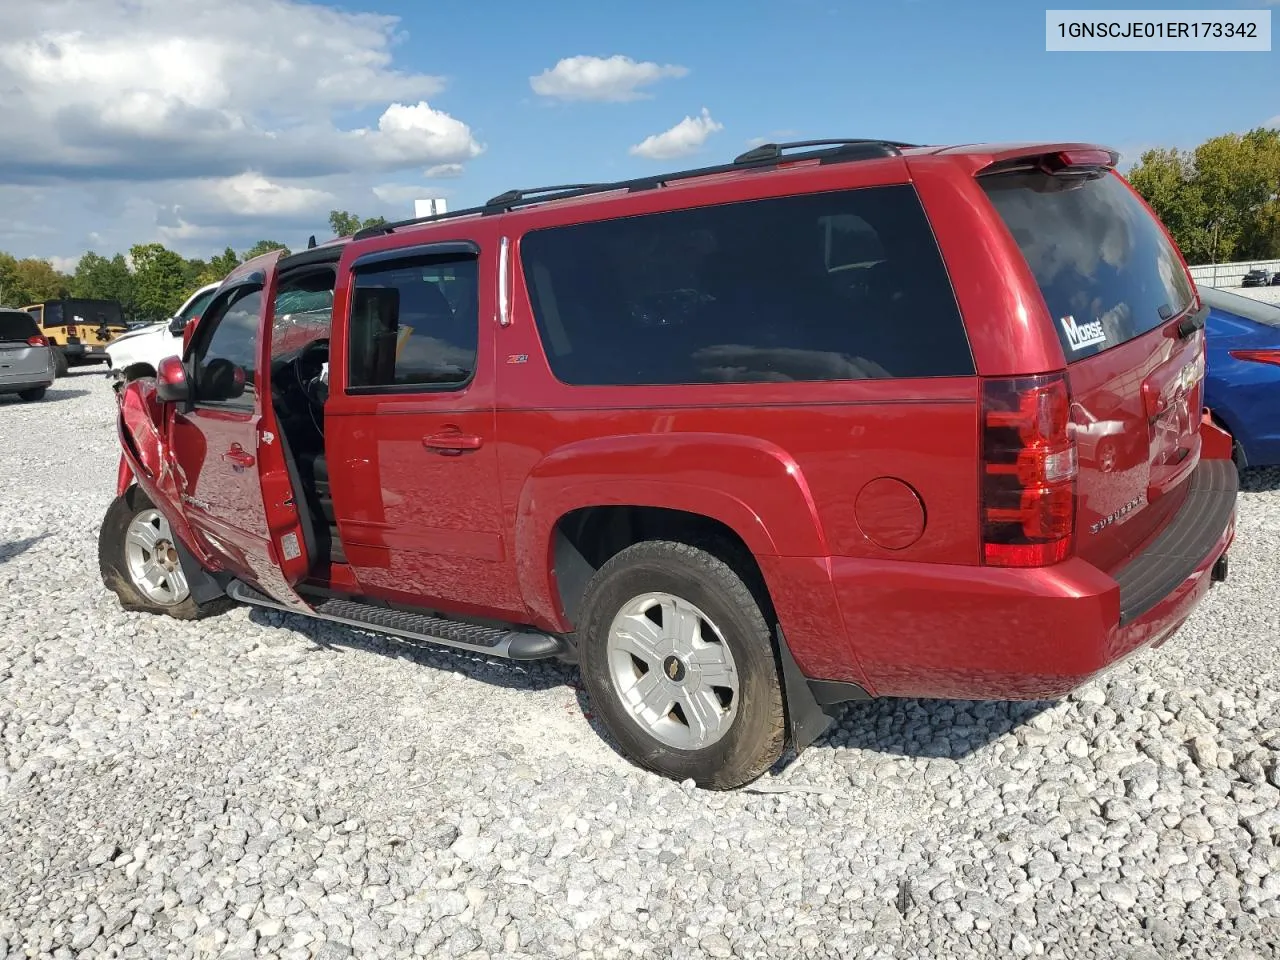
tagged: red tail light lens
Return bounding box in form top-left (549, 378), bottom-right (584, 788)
top-left (26, 334), bottom-right (48, 347)
top-left (981, 373), bottom-right (1077, 567)
top-left (66, 325), bottom-right (78, 336)
top-left (1229, 349), bottom-right (1280, 368)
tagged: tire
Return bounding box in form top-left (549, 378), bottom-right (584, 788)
top-left (17, 387), bottom-right (46, 401)
top-left (576, 540), bottom-right (785, 789)
top-left (52, 348), bottom-right (68, 378)
top-left (98, 486), bottom-right (230, 620)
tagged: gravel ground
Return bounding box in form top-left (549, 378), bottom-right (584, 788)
top-left (2, 370), bottom-right (1280, 960)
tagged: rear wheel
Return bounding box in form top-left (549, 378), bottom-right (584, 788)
top-left (577, 541), bottom-right (785, 789)
top-left (99, 487), bottom-right (229, 620)
top-left (17, 387), bottom-right (46, 401)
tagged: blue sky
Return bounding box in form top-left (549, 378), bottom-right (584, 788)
top-left (355, 0), bottom-right (1280, 207)
top-left (0, 0), bottom-right (1275, 264)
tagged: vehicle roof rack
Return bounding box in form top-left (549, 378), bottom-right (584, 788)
top-left (732, 138), bottom-right (917, 165)
top-left (484, 184), bottom-right (608, 210)
top-left (352, 138), bottom-right (914, 240)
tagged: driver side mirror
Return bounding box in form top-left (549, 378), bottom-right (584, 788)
top-left (155, 356), bottom-right (191, 404)
top-left (167, 314), bottom-right (187, 337)
top-left (181, 317), bottom-right (200, 354)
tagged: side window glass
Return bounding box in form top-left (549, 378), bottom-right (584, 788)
top-left (348, 254), bottom-right (478, 391)
top-left (193, 288), bottom-right (261, 407)
top-left (520, 185), bottom-right (972, 385)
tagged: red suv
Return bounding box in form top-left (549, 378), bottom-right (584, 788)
top-left (100, 139), bottom-right (1238, 789)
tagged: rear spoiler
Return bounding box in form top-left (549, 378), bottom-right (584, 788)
top-left (974, 144), bottom-right (1120, 179)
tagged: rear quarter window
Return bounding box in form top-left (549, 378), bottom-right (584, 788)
top-left (519, 184), bottom-right (973, 386)
top-left (980, 170), bottom-right (1194, 361)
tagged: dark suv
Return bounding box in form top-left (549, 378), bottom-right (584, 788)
top-left (100, 139), bottom-right (1237, 788)
top-left (1241, 268), bottom-right (1273, 288)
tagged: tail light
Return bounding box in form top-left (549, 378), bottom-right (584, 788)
top-left (1229, 349), bottom-right (1280, 368)
top-left (26, 334), bottom-right (48, 347)
top-left (981, 373), bottom-right (1077, 567)
top-left (66, 325), bottom-right (78, 336)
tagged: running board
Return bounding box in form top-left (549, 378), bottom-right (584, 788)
top-left (225, 581), bottom-right (565, 660)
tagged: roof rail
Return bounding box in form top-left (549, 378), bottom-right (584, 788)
top-left (484, 184), bottom-right (608, 210)
top-left (733, 139), bottom-right (917, 165)
top-left (352, 139), bottom-right (914, 240)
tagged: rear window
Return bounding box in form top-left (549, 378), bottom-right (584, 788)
top-left (980, 171), bottom-right (1194, 361)
top-left (0, 311), bottom-right (39, 342)
top-left (520, 185), bottom-right (972, 386)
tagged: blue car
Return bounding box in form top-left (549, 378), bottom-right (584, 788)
top-left (1201, 285), bottom-right (1280, 467)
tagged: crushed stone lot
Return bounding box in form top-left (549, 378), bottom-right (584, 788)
top-left (2, 371), bottom-right (1280, 960)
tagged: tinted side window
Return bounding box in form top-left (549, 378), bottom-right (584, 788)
top-left (347, 254), bottom-right (478, 391)
top-left (194, 288), bottom-right (261, 407)
top-left (520, 185), bottom-right (971, 386)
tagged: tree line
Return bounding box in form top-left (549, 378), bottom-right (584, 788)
top-left (1128, 127), bottom-right (1280, 266)
top-left (0, 210), bottom-right (386, 322)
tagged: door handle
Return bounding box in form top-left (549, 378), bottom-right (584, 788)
top-left (423, 432), bottom-right (483, 454)
top-left (223, 444), bottom-right (256, 468)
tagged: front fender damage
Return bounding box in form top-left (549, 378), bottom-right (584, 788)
top-left (115, 379), bottom-right (219, 574)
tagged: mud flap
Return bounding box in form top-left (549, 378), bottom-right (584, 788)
top-left (776, 625), bottom-right (835, 753)
top-left (174, 538), bottom-right (230, 605)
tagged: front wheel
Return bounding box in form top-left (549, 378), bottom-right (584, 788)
top-left (98, 487), bottom-right (229, 620)
top-left (577, 541), bottom-right (786, 789)
top-left (52, 349), bottom-right (68, 378)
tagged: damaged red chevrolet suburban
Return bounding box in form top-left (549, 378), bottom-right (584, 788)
top-left (101, 139), bottom-right (1237, 788)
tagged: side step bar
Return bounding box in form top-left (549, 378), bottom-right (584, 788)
top-left (226, 581), bottom-right (565, 661)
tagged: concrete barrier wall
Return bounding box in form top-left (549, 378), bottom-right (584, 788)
top-left (1188, 259), bottom-right (1280, 288)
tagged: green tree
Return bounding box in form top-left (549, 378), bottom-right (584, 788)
top-left (72, 252), bottom-right (136, 317)
top-left (1127, 127), bottom-right (1280, 264)
top-left (198, 246), bottom-right (241, 284)
top-left (130, 243), bottom-right (192, 321)
top-left (12, 259), bottom-right (71, 302)
top-left (0, 253), bottom-right (28, 306)
top-left (328, 210), bottom-right (387, 237)
top-left (243, 240), bottom-right (290, 260)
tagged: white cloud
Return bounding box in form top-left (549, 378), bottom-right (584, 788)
top-left (47, 256), bottom-right (80, 273)
top-left (530, 55), bottom-right (688, 102)
top-left (630, 109), bottom-right (723, 160)
top-left (206, 174), bottom-right (335, 217)
top-left (354, 102), bottom-right (484, 166)
top-left (424, 164), bottom-right (465, 179)
top-left (0, 0), bottom-right (483, 260)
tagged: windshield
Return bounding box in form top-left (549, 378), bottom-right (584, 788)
top-left (980, 170), bottom-right (1194, 361)
top-left (1200, 286), bottom-right (1280, 328)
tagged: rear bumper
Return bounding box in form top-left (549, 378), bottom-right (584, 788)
top-left (60, 343), bottom-right (109, 362)
top-left (0, 376), bottom-right (54, 392)
top-left (828, 457), bottom-right (1237, 701)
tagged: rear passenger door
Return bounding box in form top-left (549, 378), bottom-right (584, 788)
top-left (326, 239), bottom-right (525, 619)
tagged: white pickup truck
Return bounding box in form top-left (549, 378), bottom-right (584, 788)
top-left (106, 282), bottom-right (219, 390)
